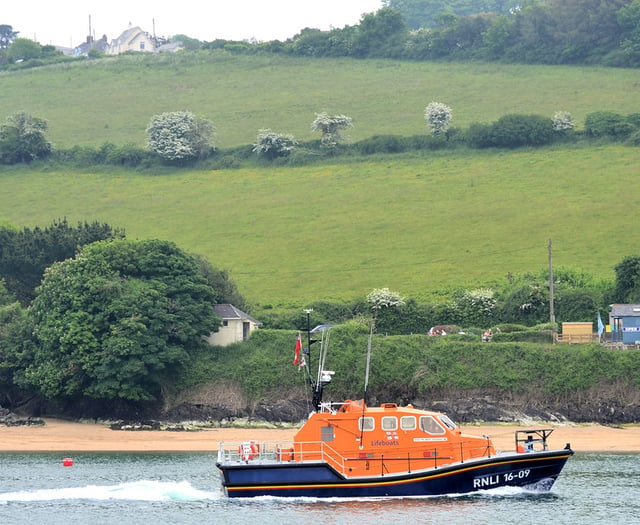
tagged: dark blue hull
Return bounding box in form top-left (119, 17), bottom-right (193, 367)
top-left (217, 449), bottom-right (573, 498)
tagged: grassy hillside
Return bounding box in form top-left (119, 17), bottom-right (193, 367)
top-left (1, 53), bottom-right (639, 306)
top-left (1, 52), bottom-right (639, 149)
top-left (1, 144), bottom-right (638, 306)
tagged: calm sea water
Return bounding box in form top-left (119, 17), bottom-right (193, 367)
top-left (0, 451), bottom-right (638, 524)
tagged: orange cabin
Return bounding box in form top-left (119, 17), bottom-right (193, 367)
top-left (291, 400), bottom-right (496, 478)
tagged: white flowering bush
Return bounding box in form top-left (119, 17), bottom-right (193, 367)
top-left (146, 111), bottom-right (215, 163)
top-left (424, 102), bottom-right (452, 136)
top-left (552, 111), bottom-right (574, 132)
top-left (311, 112), bottom-right (353, 151)
top-left (367, 287), bottom-right (405, 310)
top-left (253, 129), bottom-right (298, 159)
top-left (449, 288), bottom-right (497, 327)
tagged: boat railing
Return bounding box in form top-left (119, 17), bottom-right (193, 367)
top-left (218, 438), bottom-right (497, 477)
top-left (515, 428), bottom-right (553, 452)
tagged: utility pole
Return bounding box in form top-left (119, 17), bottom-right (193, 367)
top-left (549, 238), bottom-right (555, 323)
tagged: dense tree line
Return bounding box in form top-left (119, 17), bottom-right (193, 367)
top-left (0, 220), bottom-right (246, 413)
top-left (0, 219), bottom-right (124, 304)
top-left (270, 2), bottom-right (640, 67)
top-left (383, 0), bottom-right (523, 29)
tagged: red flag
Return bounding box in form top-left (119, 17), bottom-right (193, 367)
top-left (293, 333), bottom-right (302, 365)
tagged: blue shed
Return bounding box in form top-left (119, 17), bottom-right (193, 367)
top-left (609, 304), bottom-right (640, 344)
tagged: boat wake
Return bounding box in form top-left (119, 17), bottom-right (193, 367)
top-left (237, 484), bottom-right (553, 504)
top-left (0, 480), bottom-right (220, 503)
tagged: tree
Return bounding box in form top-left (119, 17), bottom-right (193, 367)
top-left (617, 0), bottom-right (640, 66)
top-left (146, 111), bottom-right (215, 163)
top-left (424, 102), bottom-right (452, 136)
top-left (192, 254), bottom-right (247, 310)
top-left (383, 0), bottom-right (522, 29)
top-left (467, 114), bottom-right (555, 148)
top-left (546, 0), bottom-right (630, 62)
top-left (0, 219), bottom-right (124, 305)
top-left (584, 111), bottom-right (635, 139)
top-left (497, 281), bottom-right (550, 325)
top-left (613, 255), bottom-right (640, 303)
top-left (171, 34), bottom-right (202, 50)
top-left (0, 286), bottom-right (29, 399)
top-left (25, 239), bottom-right (219, 402)
top-left (253, 129), bottom-right (298, 159)
top-left (366, 287), bottom-right (405, 333)
top-left (6, 37), bottom-right (42, 62)
top-left (367, 287), bottom-right (405, 310)
top-left (0, 24), bottom-right (18, 50)
top-left (0, 111), bottom-right (51, 164)
top-left (449, 288), bottom-right (497, 327)
top-left (311, 112), bottom-right (353, 152)
top-left (353, 7), bottom-right (407, 58)
top-left (552, 111), bottom-right (574, 132)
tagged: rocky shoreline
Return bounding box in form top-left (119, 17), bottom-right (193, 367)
top-left (0, 407), bottom-right (45, 427)
top-left (3, 384), bottom-right (639, 429)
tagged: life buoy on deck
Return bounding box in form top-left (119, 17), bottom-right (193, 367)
top-left (239, 441), bottom-right (260, 461)
top-left (276, 446), bottom-right (294, 462)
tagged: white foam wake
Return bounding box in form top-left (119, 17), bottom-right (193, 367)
top-left (0, 480), bottom-right (218, 503)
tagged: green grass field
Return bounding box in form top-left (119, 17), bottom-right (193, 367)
top-left (1, 144), bottom-right (638, 306)
top-left (1, 52), bottom-right (639, 148)
top-left (1, 53), bottom-right (639, 307)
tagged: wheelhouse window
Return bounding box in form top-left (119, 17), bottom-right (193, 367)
top-left (419, 415), bottom-right (445, 435)
top-left (358, 417), bottom-right (375, 431)
top-left (400, 416), bottom-right (416, 431)
top-left (439, 415), bottom-right (457, 430)
top-left (381, 417), bottom-right (397, 431)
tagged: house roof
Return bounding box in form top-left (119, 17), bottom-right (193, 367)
top-left (156, 41), bottom-right (184, 53)
top-left (610, 304), bottom-right (640, 317)
top-left (214, 304), bottom-right (261, 324)
top-left (112, 26), bottom-right (142, 46)
top-left (73, 36), bottom-right (109, 56)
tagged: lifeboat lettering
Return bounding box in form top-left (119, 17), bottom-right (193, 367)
top-left (473, 474), bottom-right (500, 488)
top-left (371, 439), bottom-right (399, 446)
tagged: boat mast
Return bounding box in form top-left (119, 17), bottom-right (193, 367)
top-left (311, 326), bottom-right (333, 411)
top-left (363, 320), bottom-right (374, 404)
top-left (304, 308), bottom-right (333, 412)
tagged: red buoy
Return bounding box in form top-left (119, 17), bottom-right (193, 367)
top-left (62, 457), bottom-right (74, 467)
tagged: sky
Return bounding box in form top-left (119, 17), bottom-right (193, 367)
top-left (4, 1), bottom-right (384, 48)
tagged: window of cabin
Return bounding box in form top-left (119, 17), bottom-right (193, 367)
top-left (321, 426), bottom-right (334, 442)
top-left (439, 415), bottom-right (457, 430)
top-left (358, 417), bottom-right (375, 432)
top-left (381, 417), bottom-right (397, 431)
top-left (400, 416), bottom-right (416, 431)
top-left (222, 320), bottom-right (228, 327)
top-left (419, 415), bottom-right (445, 435)
top-left (140, 42), bottom-right (145, 50)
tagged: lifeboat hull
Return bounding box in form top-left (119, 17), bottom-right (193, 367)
top-left (217, 448), bottom-right (573, 498)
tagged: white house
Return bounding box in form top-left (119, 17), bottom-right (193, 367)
top-left (205, 304), bottom-right (261, 346)
top-left (107, 26), bottom-right (155, 54)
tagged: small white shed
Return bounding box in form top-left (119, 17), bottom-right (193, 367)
top-left (205, 304), bottom-right (261, 346)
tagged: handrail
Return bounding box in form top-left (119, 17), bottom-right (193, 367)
top-left (218, 438), bottom-right (497, 477)
top-left (218, 431), bottom-right (502, 477)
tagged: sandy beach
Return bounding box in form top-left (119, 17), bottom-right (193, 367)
top-left (1, 419), bottom-right (639, 453)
